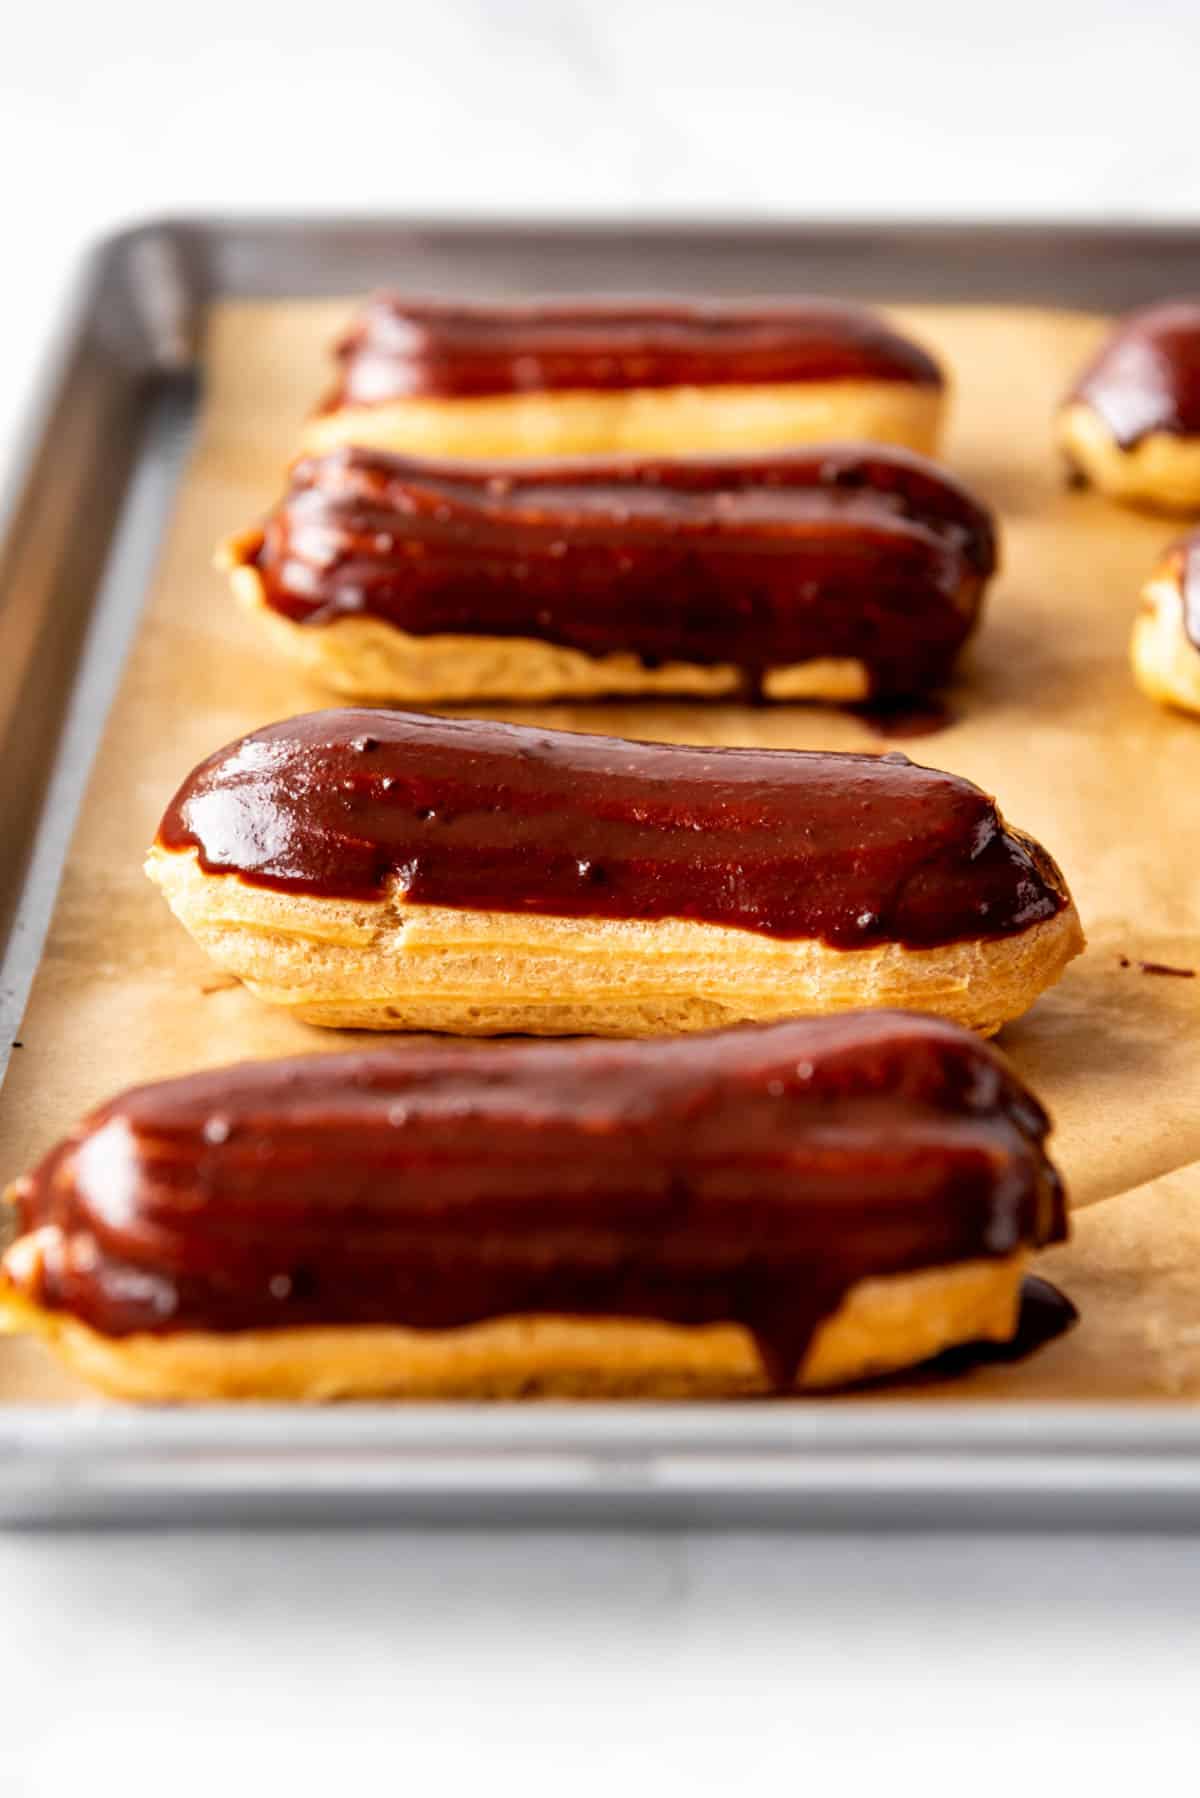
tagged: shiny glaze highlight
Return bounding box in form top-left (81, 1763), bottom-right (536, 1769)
top-left (1069, 300), bottom-right (1200, 448)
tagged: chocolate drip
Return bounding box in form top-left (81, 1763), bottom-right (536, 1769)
top-left (848, 697), bottom-right (959, 738)
top-left (849, 1275), bottom-right (1077, 1391)
top-left (918, 1275), bottom-right (1077, 1376)
top-left (1069, 301), bottom-right (1200, 449)
top-left (324, 296), bottom-right (944, 409)
top-left (156, 710), bottom-right (1070, 951)
top-left (1002, 1275), bottom-right (1079, 1356)
top-left (246, 445), bottom-right (994, 700)
top-left (5, 1015), bottom-right (1066, 1384)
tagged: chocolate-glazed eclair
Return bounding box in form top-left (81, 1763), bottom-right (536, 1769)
top-left (301, 297), bottom-right (946, 462)
top-left (145, 711), bottom-right (1083, 1037)
top-left (1059, 301), bottom-right (1200, 510)
top-left (222, 444), bottom-right (996, 704)
top-left (0, 1014), bottom-right (1067, 1401)
top-left (1131, 526), bottom-right (1200, 713)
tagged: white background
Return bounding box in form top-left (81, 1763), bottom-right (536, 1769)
top-left (4, 1), bottom-right (1200, 1787)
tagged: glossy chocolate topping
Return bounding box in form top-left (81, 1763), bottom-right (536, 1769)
top-left (156, 711), bottom-right (1069, 951)
top-left (246, 445), bottom-right (995, 698)
top-left (1069, 301), bottom-right (1200, 448)
top-left (324, 296), bottom-right (944, 408)
top-left (4, 1013), bottom-right (1066, 1383)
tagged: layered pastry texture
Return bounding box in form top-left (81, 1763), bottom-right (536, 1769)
top-left (222, 444), bottom-right (997, 704)
top-left (145, 711), bottom-right (1083, 1038)
top-left (300, 296), bottom-right (946, 461)
top-left (1131, 528), bottom-right (1200, 713)
top-left (0, 1013), bottom-right (1067, 1400)
top-left (1059, 300), bottom-right (1200, 510)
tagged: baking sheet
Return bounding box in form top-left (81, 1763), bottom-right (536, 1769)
top-left (2, 296), bottom-right (1198, 1405)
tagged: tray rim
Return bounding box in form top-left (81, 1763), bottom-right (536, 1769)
top-left (82, 206), bottom-right (1200, 258)
top-left (32, 208), bottom-right (1200, 358)
top-left (3, 212), bottom-right (1200, 1527)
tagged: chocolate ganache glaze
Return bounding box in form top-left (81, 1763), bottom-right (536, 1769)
top-left (4, 1013), bottom-right (1066, 1383)
top-left (246, 445), bottom-right (995, 698)
top-left (323, 297), bottom-right (944, 409)
top-left (1069, 300), bottom-right (1200, 449)
top-left (156, 711), bottom-right (1069, 951)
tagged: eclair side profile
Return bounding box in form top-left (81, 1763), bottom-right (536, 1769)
top-left (221, 444), bottom-right (997, 705)
top-left (300, 297), bottom-right (946, 461)
top-left (1059, 300), bottom-right (1200, 511)
top-left (1131, 529), bottom-right (1200, 713)
top-left (0, 1014), bottom-right (1068, 1401)
top-left (145, 711), bottom-right (1084, 1037)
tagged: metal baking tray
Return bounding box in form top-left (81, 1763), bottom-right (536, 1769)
top-left (3, 217), bottom-right (1200, 1529)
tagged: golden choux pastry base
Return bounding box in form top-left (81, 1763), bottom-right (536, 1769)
top-left (1131, 564), bottom-right (1200, 715)
top-left (1059, 401), bottom-right (1200, 512)
top-left (0, 1255), bottom-right (1024, 1402)
top-left (145, 844), bottom-right (1084, 1040)
top-left (224, 546), bottom-right (871, 705)
top-left (299, 379), bottom-right (943, 463)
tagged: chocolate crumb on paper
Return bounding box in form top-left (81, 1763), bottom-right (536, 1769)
top-left (1118, 954), bottom-right (1195, 978)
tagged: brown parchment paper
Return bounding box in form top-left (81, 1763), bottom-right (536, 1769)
top-left (2, 298), bottom-right (1199, 1404)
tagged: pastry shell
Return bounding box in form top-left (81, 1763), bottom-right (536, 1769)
top-left (0, 1254), bottom-right (1025, 1402)
top-left (301, 380), bottom-right (944, 464)
top-left (146, 843), bottom-right (1084, 1039)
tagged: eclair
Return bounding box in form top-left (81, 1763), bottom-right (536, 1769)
top-left (0, 1014), bottom-right (1067, 1401)
top-left (222, 444), bottom-right (996, 704)
top-left (1131, 527), bottom-right (1200, 713)
top-left (145, 711), bottom-right (1083, 1037)
top-left (1059, 301), bottom-right (1200, 510)
top-left (300, 297), bottom-right (946, 462)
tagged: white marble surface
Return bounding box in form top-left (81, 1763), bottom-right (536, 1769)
top-left (4, 0), bottom-right (1200, 461)
top-left (1, 1528), bottom-right (1200, 1789)
top-left (5, 0), bottom-right (1200, 1785)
